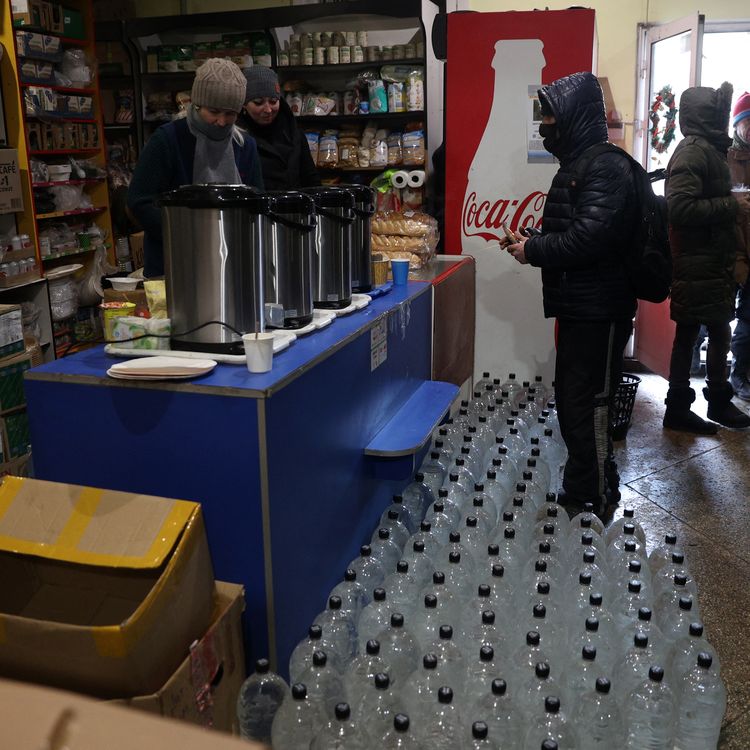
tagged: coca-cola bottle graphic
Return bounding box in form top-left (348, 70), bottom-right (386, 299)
top-left (462, 39), bottom-right (548, 251)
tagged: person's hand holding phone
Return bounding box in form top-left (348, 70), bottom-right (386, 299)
top-left (500, 222), bottom-right (529, 264)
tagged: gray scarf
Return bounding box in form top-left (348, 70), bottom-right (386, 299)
top-left (734, 130), bottom-right (749, 150)
top-left (186, 105), bottom-right (241, 184)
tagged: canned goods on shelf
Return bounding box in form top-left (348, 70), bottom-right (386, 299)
top-left (352, 45), bottom-right (364, 63)
top-left (340, 46), bottom-right (351, 64)
top-left (314, 47), bottom-right (325, 65)
top-left (366, 45), bottom-right (380, 62)
top-left (381, 46), bottom-right (393, 61)
top-left (327, 46), bottom-right (339, 64)
top-left (356, 31), bottom-right (368, 47)
top-left (302, 48), bottom-right (314, 65)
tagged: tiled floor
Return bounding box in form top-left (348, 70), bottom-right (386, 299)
top-left (610, 372), bottom-right (750, 748)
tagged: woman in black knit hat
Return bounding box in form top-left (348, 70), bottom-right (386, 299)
top-left (239, 66), bottom-right (320, 191)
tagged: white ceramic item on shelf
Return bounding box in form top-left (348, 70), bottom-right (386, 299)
top-left (107, 277), bottom-right (142, 291)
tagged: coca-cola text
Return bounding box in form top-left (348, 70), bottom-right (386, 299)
top-left (462, 190), bottom-right (546, 242)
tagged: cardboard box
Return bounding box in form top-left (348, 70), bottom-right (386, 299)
top-left (0, 354), bottom-right (31, 413)
top-left (0, 452), bottom-right (31, 479)
top-left (0, 476), bottom-right (216, 698)
top-left (2, 408), bottom-right (31, 458)
top-left (0, 677), bottom-right (265, 750)
top-left (103, 288), bottom-right (149, 316)
top-left (116, 581), bottom-right (246, 733)
top-left (0, 150), bottom-right (24, 214)
top-left (0, 304), bottom-right (24, 359)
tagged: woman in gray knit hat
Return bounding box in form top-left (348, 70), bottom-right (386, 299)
top-left (128, 58), bottom-right (264, 277)
top-left (239, 65), bottom-right (319, 191)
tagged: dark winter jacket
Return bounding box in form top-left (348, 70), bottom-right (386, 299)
top-left (524, 72), bottom-right (638, 321)
top-left (127, 118), bottom-right (264, 278)
top-left (239, 99), bottom-right (320, 191)
top-left (666, 84), bottom-right (738, 324)
top-left (728, 139), bottom-right (750, 284)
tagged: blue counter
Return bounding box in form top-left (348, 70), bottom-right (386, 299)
top-left (25, 281), bottom-right (458, 675)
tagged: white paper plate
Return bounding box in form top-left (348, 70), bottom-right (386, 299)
top-left (45, 263), bottom-right (83, 280)
top-left (107, 368), bottom-right (213, 381)
top-left (109, 355), bottom-right (217, 377)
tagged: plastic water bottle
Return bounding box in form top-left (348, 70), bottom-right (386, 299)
top-left (524, 581), bottom-right (561, 631)
top-left (624, 666), bottom-right (675, 749)
top-left (673, 653), bottom-right (726, 750)
top-left (313, 596), bottom-right (357, 662)
top-left (424, 502), bottom-right (455, 545)
top-left (475, 371), bottom-right (493, 392)
top-left (572, 677), bottom-right (624, 750)
top-left (652, 552), bottom-right (690, 593)
top-left (443, 550), bottom-right (476, 601)
top-left (442, 474), bottom-right (470, 516)
top-left (658, 595), bottom-right (700, 643)
top-left (534, 503), bottom-right (569, 536)
top-left (567, 572), bottom-right (598, 620)
top-left (475, 678), bottom-right (523, 746)
top-left (401, 653), bottom-right (444, 719)
top-left (344, 639), bottom-right (389, 709)
top-left (330, 569), bottom-right (368, 620)
top-left (358, 588), bottom-right (394, 651)
top-left (488, 561), bottom-right (514, 614)
top-left (237, 658), bottom-right (288, 742)
top-left (427, 624), bottom-right (466, 688)
top-left (459, 610), bottom-right (507, 665)
top-left (407, 521), bottom-right (443, 563)
top-left (491, 526), bottom-right (524, 583)
top-left (435, 426), bottom-right (459, 458)
top-left (526, 456), bottom-right (552, 496)
top-left (520, 605), bottom-right (563, 666)
top-left (400, 540), bottom-right (436, 588)
top-left (463, 644), bottom-right (507, 708)
top-left (518, 661), bottom-right (559, 717)
top-left (467, 720), bottom-right (495, 749)
top-left (606, 508), bottom-right (647, 546)
top-left (371, 527), bottom-right (404, 574)
top-left (289, 624), bottom-right (342, 683)
top-left (420, 451), bottom-right (448, 497)
top-left (539, 428), bottom-right (567, 478)
top-left (518, 471), bottom-right (547, 509)
top-left (670, 622), bottom-right (720, 681)
top-left (459, 584), bottom-right (495, 632)
top-left (607, 524), bottom-right (647, 567)
top-left (417, 686), bottom-right (464, 750)
top-left (613, 632), bottom-right (658, 702)
top-left (349, 545), bottom-right (387, 598)
top-left (271, 682), bottom-right (316, 750)
top-left (380, 508), bottom-right (412, 550)
top-left (501, 372), bottom-right (524, 401)
top-left (577, 592), bottom-right (617, 642)
top-left (461, 516), bottom-right (490, 564)
top-left (356, 672), bottom-right (400, 742)
top-left (569, 502), bottom-right (605, 537)
top-left (618, 607), bottom-right (668, 666)
top-left (410, 473), bottom-right (436, 517)
top-left (512, 630), bottom-right (551, 681)
top-left (655, 573), bottom-right (699, 614)
top-left (562, 646), bottom-right (602, 706)
top-left (523, 696), bottom-right (579, 750)
top-left (469, 486), bottom-right (498, 528)
top-left (483, 468), bottom-right (514, 515)
top-left (382, 562), bottom-right (419, 621)
top-left (311, 702), bottom-right (364, 750)
top-left (381, 713), bottom-right (422, 749)
top-left (383, 496), bottom-right (418, 535)
top-left (612, 580), bottom-right (653, 633)
top-left (566, 550), bottom-right (610, 603)
top-left (376, 613), bottom-right (420, 687)
top-left (411, 594), bottom-right (445, 651)
top-left (567, 529), bottom-right (608, 567)
top-left (298, 650), bottom-right (345, 726)
top-left (420, 571), bottom-right (460, 628)
top-left (612, 559), bottom-right (653, 601)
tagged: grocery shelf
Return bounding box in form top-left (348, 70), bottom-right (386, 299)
top-left (278, 59), bottom-right (425, 75)
top-left (14, 28), bottom-right (90, 46)
top-left (103, 123), bottom-right (135, 129)
top-left (297, 111), bottom-right (424, 125)
top-left (42, 246), bottom-right (96, 262)
top-left (30, 148), bottom-right (101, 156)
top-left (20, 82), bottom-right (97, 95)
top-left (25, 113), bottom-right (98, 123)
top-left (36, 206), bottom-right (106, 220)
top-left (32, 178), bottom-right (105, 188)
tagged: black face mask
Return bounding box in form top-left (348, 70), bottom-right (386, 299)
top-left (538, 123), bottom-right (560, 153)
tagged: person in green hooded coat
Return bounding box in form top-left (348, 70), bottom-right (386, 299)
top-left (663, 81), bottom-right (750, 433)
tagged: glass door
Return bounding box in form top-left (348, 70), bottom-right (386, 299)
top-left (633, 14), bottom-right (703, 379)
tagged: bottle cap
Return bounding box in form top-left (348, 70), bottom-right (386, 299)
top-left (582, 645), bottom-right (597, 660)
top-left (545, 505), bottom-right (557, 517)
top-left (394, 714), bottom-right (409, 732)
top-left (479, 645), bottom-right (494, 661)
top-left (488, 543), bottom-right (500, 555)
top-left (623, 523), bottom-right (635, 535)
top-left (291, 683), bottom-right (307, 699)
top-left (505, 528), bottom-right (516, 539)
top-left (360, 545), bottom-right (372, 556)
top-left (675, 573), bottom-right (688, 586)
top-left (396, 561), bottom-right (409, 574)
top-left (583, 550), bottom-right (596, 564)
top-left (679, 596), bottom-right (694, 610)
top-left (449, 531), bottom-right (461, 543)
top-left (423, 653), bottom-right (438, 669)
top-left (420, 521), bottom-right (431, 532)
top-left (523, 471), bottom-right (533, 481)
top-left (487, 470), bottom-right (497, 480)
top-left (424, 594), bottom-right (437, 609)
top-left (535, 662), bottom-right (550, 678)
top-left (431, 452), bottom-right (440, 460)
top-left (513, 496), bottom-right (524, 507)
top-left (449, 473), bottom-right (459, 482)
top-left (537, 581), bottom-right (551, 595)
top-left (628, 560), bottom-right (642, 573)
top-left (638, 607), bottom-right (652, 621)
top-left (625, 541), bottom-right (637, 552)
top-left (378, 528), bottom-right (391, 540)
top-left (503, 511), bottom-right (514, 523)
top-left (491, 678), bottom-right (507, 695)
top-left (533, 604), bottom-right (546, 619)
top-left (481, 610), bottom-right (496, 625)
top-left (544, 429), bottom-right (554, 437)
top-left (439, 488), bottom-right (449, 498)
top-left (312, 650), bottom-right (327, 667)
top-left (628, 580), bottom-right (642, 593)
top-left (580, 517), bottom-right (592, 529)
top-left (308, 624), bottom-right (322, 639)
top-left (390, 613), bottom-right (404, 627)
top-left (585, 617), bottom-right (599, 632)
top-left (538, 541), bottom-right (551, 555)
top-left (672, 552), bottom-right (685, 564)
top-left (432, 572), bottom-right (445, 584)
top-left (634, 633), bottom-right (649, 648)
top-left (415, 472), bottom-right (425, 482)
top-left (344, 569), bottom-right (357, 582)
top-left (373, 588), bottom-right (386, 601)
top-left (543, 523), bottom-right (555, 535)
top-left (595, 677), bottom-right (611, 694)
top-left (689, 622), bottom-right (704, 637)
top-left (665, 533), bottom-right (678, 545)
top-left (526, 631), bottom-right (540, 646)
top-left (589, 592), bottom-right (603, 606)
top-left (516, 482), bottom-right (527, 493)
top-left (535, 560), bottom-right (547, 573)
top-left (461, 447), bottom-right (471, 456)
top-left (581, 532), bottom-right (594, 546)
top-left (545, 696), bottom-right (560, 713)
top-left (542, 741), bottom-right (559, 750)
top-left (374, 672), bottom-right (390, 689)
top-left (449, 552), bottom-right (462, 566)
top-left (472, 721), bottom-right (489, 740)
top-left (579, 572), bottom-right (592, 585)
top-left (697, 652), bottom-right (713, 669)
top-left (328, 596), bottom-right (342, 610)
top-left (649, 666), bottom-right (664, 681)
top-left (388, 509), bottom-right (400, 521)
top-left (439, 624), bottom-right (453, 639)
top-left (478, 584), bottom-right (492, 597)
top-left (393, 494), bottom-right (403, 503)
top-left (433, 502), bottom-right (445, 513)
top-left (474, 482), bottom-right (485, 492)
top-left (438, 686), bottom-right (453, 704)
top-left (624, 507), bottom-right (635, 518)
top-left (492, 563), bottom-right (505, 578)
top-left (473, 497), bottom-right (484, 508)
top-left (366, 639), bottom-right (380, 655)
top-left (334, 703), bottom-right (350, 720)
top-left (255, 658), bottom-right (270, 673)
top-left (466, 516), bottom-right (478, 528)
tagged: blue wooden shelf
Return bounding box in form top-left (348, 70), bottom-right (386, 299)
top-left (364, 380), bottom-right (459, 457)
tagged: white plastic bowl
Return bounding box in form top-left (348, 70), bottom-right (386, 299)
top-left (107, 276), bottom-right (141, 291)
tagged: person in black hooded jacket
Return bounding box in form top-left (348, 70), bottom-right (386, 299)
top-left (502, 71), bottom-right (637, 516)
top-left (239, 66), bottom-right (320, 191)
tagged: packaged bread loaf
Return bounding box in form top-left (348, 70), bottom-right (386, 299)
top-left (371, 210), bottom-right (434, 237)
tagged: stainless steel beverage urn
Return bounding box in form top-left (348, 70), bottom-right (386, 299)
top-left (264, 191), bottom-right (316, 329)
top-left (302, 187), bottom-right (355, 309)
top-left (159, 184), bottom-right (267, 354)
top-left (341, 184), bottom-right (376, 292)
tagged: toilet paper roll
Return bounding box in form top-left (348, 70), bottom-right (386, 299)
top-left (407, 170), bottom-right (425, 188)
top-left (391, 170), bottom-right (409, 189)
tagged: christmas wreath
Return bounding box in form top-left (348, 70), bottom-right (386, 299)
top-left (649, 85), bottom-right (678, 154)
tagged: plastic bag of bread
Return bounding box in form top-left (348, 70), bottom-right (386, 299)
top-left (402, 129), bottom-right (425, 166)
top-left (318, 132), bottom-right (339, 167)
top-left (371, 210), bottom-right (434, 237)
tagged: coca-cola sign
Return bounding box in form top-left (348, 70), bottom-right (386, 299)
top-left (462, 190), bottom-right (546, 242)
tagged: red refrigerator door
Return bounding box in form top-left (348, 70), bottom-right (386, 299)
top-left (444, 9), bottom-right (597, 381)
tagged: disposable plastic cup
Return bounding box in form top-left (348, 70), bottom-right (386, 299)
top-left (391, 258), bottom-right (410, 286)
top-left (242, 332), bottom-right (274, 373)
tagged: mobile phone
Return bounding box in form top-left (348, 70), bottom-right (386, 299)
top-left (501, 222), bottom-right (517, 243)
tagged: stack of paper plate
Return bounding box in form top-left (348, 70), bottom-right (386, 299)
top-left (107, 356), bottom-right (217, 381)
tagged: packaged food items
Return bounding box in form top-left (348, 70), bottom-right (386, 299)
top-left (388, 82), bottom-right (405, 113)
top-left (111, 317), bottom-right (171, 350)
top-left (368, 80), bottom-right (388, 113)
top-left (100, 301), bottom-right (136, 340)
top-left (318, 132), bottom-right (339, 167)
top-left (327, 46), bottom-right (339, 64)
top-left (402, 129), bottom-right (426, 166)
top-left (302, 94), bottom-right (337, 116)
top-left (287, 92), bottom-right (303, 116)
top-left (305, 131), bottom-right (320, 162)
top-left (144, 280), bottom-right (168, 319)
top-left (387, 133), bottom-right (403, 166)
top-left (340, 46), bottom-right (351, 64)
top-left (343, 90), bottom-right (359, 115)
top-left (372, 211), bottom-right (434, 237)
top-left (407, 69), bottom-right (425, 111)
top-left (370, 210), bottom-right (439, 268)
